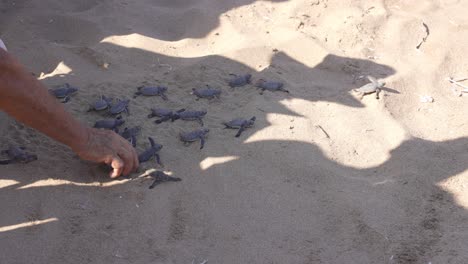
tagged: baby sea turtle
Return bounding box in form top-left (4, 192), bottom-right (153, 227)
top-left (138, 137), bottom-right (163, 165)
top-left (353, 75), bottom-right (385, 99)
top-left (134, 86), bottom-right (168, 100)
top-left (94, 117), bottom-right (125, 131)
top-left (192, 86), bottom-right (222, 99)
top-left (223, 116), bottom-right (256, 137)
top-left (172, 110), bottom-right (207, 126)
top-left (109, 99), bottom-right (130, 115)
top-left (228, 74), bottom-right (252, 87)
top-left (87, 95), bottom-right (113, 112)
top-left (119, 126), bottom-right (141, 147)
top-left (255, 79), bottom-right (289, 94)
top-left (148, 171), bottom-right (181, 189)
top-left (0, 146), bottom-right (37, 165)
top-left (180, 128), bottom-right (210, 149)
top-left (49, 83), bottom-right (78, 103)
top-left (147, 108), bottom-right (186, 124)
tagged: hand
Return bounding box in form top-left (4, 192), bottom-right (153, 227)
top-left (73, 128), bottom-right (139, 178)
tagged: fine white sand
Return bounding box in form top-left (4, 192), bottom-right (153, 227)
top-left (1, 1), bottom-right (467, 263)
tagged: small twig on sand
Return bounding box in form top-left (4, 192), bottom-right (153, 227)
top-left (416, 22), bottom-right (430, 49)
top-left (316, 125), bottom-right (330, 138)
top-left (447, 77), bottom-right (468, 90)
top-left (157, 58), bottom-right (173, 71)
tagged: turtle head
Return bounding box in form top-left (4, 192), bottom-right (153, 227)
top-left (250, 116), bottom-right (256, 122)
top-left (159, 86), bottom-right (168, 92)
top-left (116, 119), bottom-right (125, 126)
top-left (255, 78), bottom-right (266, 86)
top-left (202, 128), bottom-right (210, 134)
top-left (245, 74), bottom-right (252, 82)
top-left (21, 154), bottom-right (38, 163)
top-left (378, 81), bottom-right (386, 88)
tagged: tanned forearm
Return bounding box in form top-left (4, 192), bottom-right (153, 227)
top-left (0, 48), bottom-right (89, 151)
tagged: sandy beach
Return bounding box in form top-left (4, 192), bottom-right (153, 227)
top-left (0, 0), bottom-right (467, 263)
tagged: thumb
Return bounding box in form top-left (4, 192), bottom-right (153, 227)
top-left (109, 155), bottom-right (124, 178)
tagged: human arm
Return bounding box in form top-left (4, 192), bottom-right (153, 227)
top-left (0, 49), bottom-right (138, 177)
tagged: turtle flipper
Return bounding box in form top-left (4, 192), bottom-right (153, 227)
top-left (147, 113), bottom-right (155, 118)
top-left (62, 96), bottom-right (71, 103)
top-left (159, 116), bottom-right (171, 123)
top-left (149, 179), bottom-right (162, 189)
top-left (160, 93), bottom-right (168, 101)
top-left (197, 118), bottom-right (204, 126)
top-left (199, 136), bottom-right (205, 149)
top-left (367, 75), bottom-right (378, 86)
top-left (375, 88), bottom-right (381, 99)
top-left (0, 159), bottom-right (14, 165)
top-left (148, 137), bottom-right (156, 147)
top-left (154, 154), bottom-right (162, 166)
top-left (130, 135), bottom-right (137, 147)
top-left (235, 125), bottom-right (246, 138)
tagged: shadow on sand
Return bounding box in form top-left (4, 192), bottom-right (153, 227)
top-left (1, 1), bottom-right (467, 263)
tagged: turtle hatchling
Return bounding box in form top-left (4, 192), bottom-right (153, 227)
top-left (138, 137), bottom-right (163, 165)
top-left (180, 128), bottom-right (210, 149)
top-left (119, 126), bottom-right (141, 147)
top-left (148, 171), bottom-right (181, 189)
top-left (49, 83), bottom-right (78, 103)
top-left (223, 116), bottom-right (256, 137)
top-left (353, 75), bottom-right (385, 99)
top-left (87, 95), bottom-right (113, 112)
top-left (0, 146), bottom-right (37, 165)
top-left (134, 86), bottom-right (168, 100)
top-left (255, 79), bottom-right (289, 94)
top-left (172, 110), bottom-right (207, 126)
top-left (192, 86), bottom-right (222, 99)
top-left (109, 98), bottom-right (130, 115)
top-left (94, 117), bottom-right (125, 131)
top-left (148, 108), bottom-right (185, 124)
top-left (228, 74), bottom-right (252, 87)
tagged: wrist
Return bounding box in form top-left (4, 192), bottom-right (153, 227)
top-left (69, 125), bottom-right (92, 154)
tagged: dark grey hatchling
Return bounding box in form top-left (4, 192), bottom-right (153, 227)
top-left (180, 128), bottom-right (210, 149)
top-left (353, 75), bottom-right (385, 99)
top-left (172, 110), bottom-right (207, 126)
top-left (119, 126), bottom-right (141, 147)
top-left (223, 116), bottom-right (256, 137)
top-left (138, 137), bottom-right (163, 166)
top-left (134, 86), bottom-right (168, 100)
top-left (228, 74), bottom-right (252, 87)
top-left (192, 86), bottom-right (222, 99)
top-left (147, 108), bottom-right (185, 124)
top-left (94, 117), bottom-right (125, 132)
top-left (255, 79), bottom-right (289, 94)
top-left (148, 171), bottom-right (181, 189)
top-left (109, 99), bottom-right (130, 115)
top-left (87, 95), bottom-right (112, 112)
top-left (49, 83), bottom-right (78, 103)
top-left (0, 146), bottom-right (37, 165)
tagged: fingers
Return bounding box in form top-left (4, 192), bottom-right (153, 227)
top-left (109, 156), bottom-right (124, 178)
top-left (119, 149), bottom-right (134, 177)
top-left (132, 146), bottom-right (139, 172)
top-left (115, 136), bottom-right (139, 177)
